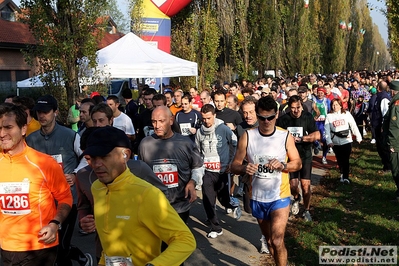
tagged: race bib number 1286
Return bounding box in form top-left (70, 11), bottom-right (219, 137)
top-left (0, 182), bottom-right (31, 215)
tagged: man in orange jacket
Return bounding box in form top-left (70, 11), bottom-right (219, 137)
top-left (0, 103), bottom-right (72, 266)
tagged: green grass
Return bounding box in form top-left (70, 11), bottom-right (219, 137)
top-left (285, 140), bottom-right (399, 265)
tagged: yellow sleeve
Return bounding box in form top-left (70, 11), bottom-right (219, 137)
top-left (140, 187), bottom-right (196, 265)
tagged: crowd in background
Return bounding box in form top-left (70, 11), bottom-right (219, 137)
top-left (1, 69), bottom-right (399, 266)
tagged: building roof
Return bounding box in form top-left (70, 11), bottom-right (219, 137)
top-left (0, 0), bottom-right (20, 12)
top-left (98, 31), bottom-right (124, 49)
top-left (0, 18), bottom-right (123, 48)
top-left (1, 0), bottom-right (123, 48)
top-left (0, 19), bottom-right (36, 45)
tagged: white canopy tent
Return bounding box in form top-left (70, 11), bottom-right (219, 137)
top-left (96, 32), bottom-right (198, 79)
top-left (16, 75), bottom-right (45, 88)
top-left (17, 32), bottom-right (198, 92)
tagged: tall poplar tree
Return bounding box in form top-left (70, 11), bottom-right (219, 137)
top-left (387, 0), bottom-right (399, 66)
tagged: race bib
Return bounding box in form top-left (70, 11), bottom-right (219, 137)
top-left (51, 154), bottom-right (64, 169)
top-left (104, 255), bottom-right (133, 266)
top-left (204, 156), bottom-right (221, 171)
top-left (0, 181), bottom-right (31, 215)
top-left (153, 164), bottom-right (179, 188)
top-left (253, 155), bottom-right (280, 179)
top-left (179, 123), bottom-right (191, 136)
top-left (287, 127), bottom-right (303, 138)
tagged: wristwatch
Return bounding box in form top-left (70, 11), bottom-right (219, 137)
top-left (280, 162), bottom-right (287, 171)
top-left (49, 219), bottom-right (62, 230)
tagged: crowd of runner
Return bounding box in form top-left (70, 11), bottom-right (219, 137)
top-left (1, 69), bottom-right (399, 266)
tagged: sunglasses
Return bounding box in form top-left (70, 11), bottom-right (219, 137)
top-left (256, 113), bottom-right (276, 121)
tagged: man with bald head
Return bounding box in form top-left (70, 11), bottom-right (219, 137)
top-left (200, 90), bottom-right (214, 107)
top-left (139, 106), bottom-right (204, 222)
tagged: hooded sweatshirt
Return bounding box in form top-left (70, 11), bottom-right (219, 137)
top-left (195, 118), bottom-right (237, 173)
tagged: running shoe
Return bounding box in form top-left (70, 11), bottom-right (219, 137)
top-left (291, 194), bottom-right (301, 215)
top-left (207, 230), bottom-right (223, 238)
top-left (343, 179), bottom-right (351, 184)
top-left (233, 206), bottom-right (242, 220)
top-left (322, 157), bottom-right (328, 165)
top-left (303, 210), bottom-right (312, 222)
top-left (260, 235), bottom-right (270, 254)
top-left (370, 139), bottom-right (376, 144)
top-left (340, 174), bottom-right (344, 183)
top-left (225, 207), bottom-right (232, 214)
top-left (229, 196), bottom-right (240, 207)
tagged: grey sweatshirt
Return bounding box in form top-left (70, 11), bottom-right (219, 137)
top-left (195, 118), bottom-right (237, 173)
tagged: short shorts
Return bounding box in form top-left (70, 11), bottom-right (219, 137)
top-left (250, 197), bottom-right (290, 220)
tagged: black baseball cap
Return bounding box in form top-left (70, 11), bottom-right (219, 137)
top-left (82, 126), bottom-right (131, 157)
top-left (33, 95), bottom-right (58, 112)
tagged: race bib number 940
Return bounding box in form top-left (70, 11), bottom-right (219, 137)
top-left (0, 182), bottom-right (31, 215)
top-left (153, 164), bottom-right (179, 188)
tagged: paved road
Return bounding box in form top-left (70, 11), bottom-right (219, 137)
top-left (72, 158), bottom-right (330, 266)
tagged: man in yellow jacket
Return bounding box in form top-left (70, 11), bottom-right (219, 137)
top-left (83, 126), bottom-right (196, 266)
